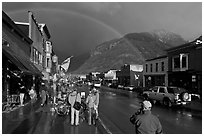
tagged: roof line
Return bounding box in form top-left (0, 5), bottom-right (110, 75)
top-left (15, 21), bottom-right (29, 25)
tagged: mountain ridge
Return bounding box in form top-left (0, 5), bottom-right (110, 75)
top-left (73, 30), bottom-right (186, 74)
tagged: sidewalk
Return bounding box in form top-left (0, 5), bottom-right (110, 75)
top-left (2, 98), bottom-right (42, 134)
top-left (2, 97), bottom-right (109, 134)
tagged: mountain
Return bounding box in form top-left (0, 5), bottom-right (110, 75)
top-left (150, 29), bottom-right (186, 46)
top-left (74, 30), bottom-right (186, 74)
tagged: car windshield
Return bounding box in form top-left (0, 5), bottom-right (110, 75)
top-left (149, 87), bottom-right (158, 92)
top-left (167, 87), bottom-right (186, 94)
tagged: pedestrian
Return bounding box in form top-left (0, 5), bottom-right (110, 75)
top-left (86, 89), bottom-right (97, 125)
top-left (19, 85), bottom-right (26, 106)
top-left (68, 87), bottom-right (81, 126)
top-left (40, 82), bottom-right (47, 107)
top-left (29, 86), bottom-right (37, 102)
top-left (131, 100), bottom-right (163, 134)
top-left (93, 86), bottom-right (99, 119)
top-left (53, 82), bottom-right (57, 104)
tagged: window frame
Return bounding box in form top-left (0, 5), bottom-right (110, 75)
top-left (161, 62), bottom-right (164, 72)
top-left (156, 63), bottom-right (158, 72)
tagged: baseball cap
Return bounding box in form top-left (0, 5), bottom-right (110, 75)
top-left (142, 100), bottom-right (152, 110)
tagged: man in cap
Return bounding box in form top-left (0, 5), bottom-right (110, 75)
top-left (86, 89), bottom-right (95, 125)
top-left (133, 100), bottom-right (162, 134)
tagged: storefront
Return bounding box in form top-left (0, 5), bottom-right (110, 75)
top-left (2, 45), bottom-right (42, 105)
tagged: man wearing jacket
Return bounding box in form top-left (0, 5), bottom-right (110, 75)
top-left (86, 89), bottom-right (97, 125)
top-left (133, 100), bottom-right (163, 134)
top-left (93, 87), bottom-right (99, 119)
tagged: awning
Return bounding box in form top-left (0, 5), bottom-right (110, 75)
top-left (3, 46), bottom-right (42, 76)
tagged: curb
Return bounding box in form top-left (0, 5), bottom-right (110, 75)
top-left (96, 117), bottom-right (112, 134)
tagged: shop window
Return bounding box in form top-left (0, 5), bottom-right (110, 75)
top-left (46, 58), bottom-right (49, 67)
top-left (33, 48), bottom-right (35, 63)
top-left (156, 63), bottom-right (158, 72)
top-left (161, 62), bottom-right (164, 71)
top-left (36, 51), bottom-right (38, 64)
top-left (39, 53), bottom-right (42, 65)
top-left (173, 56), bottom-right (180, 69)
top-left (172, 54), bottom-right (188, 71)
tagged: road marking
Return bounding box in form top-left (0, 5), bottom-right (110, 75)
top-left (98, 117), bottom-right (112, 134)
top-left (130, 104), bottom-right (140, 109)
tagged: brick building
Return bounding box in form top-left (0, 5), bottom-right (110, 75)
top-left (166, 36), bottom-right (202, 95)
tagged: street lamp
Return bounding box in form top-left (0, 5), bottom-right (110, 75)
top-left (52, 55), bottom-right (58, 104)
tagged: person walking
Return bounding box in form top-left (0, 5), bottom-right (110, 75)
top-left (29, 86), bottom-right (37, 102)
top-left (86, 89), bottom-right (97, 125)
top-left (93, 87), bottom-right (99, 119)
top-left (19, 85), bottom-right (26, 106)
top-left (40, 82), bottom-right (47, 107)
top-left (131, 100), bottom-right (163, 134)
top-left (68, 88), bottom-right (81, 126)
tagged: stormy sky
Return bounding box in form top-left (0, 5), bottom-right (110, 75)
top-left (2, 2), bottom-right (202, 72)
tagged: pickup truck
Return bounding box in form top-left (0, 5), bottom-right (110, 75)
top-left (143, 86), bottom-right (191, 107)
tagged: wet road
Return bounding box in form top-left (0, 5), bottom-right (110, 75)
top-left (99, 87), bottom-right (202, 134)
top-left (2, 98), bottom-right (100, 134)
top-left (2, 85), bottom-right (202, 134)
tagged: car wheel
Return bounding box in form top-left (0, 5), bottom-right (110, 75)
top-left (163, 98), bottom-right (172, 107)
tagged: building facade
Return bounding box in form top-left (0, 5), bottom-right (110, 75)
top-left (16, 11), bottom-right (54, 82)
top-left (28, 11), bottom-right (44, 72)
top-left (117, 64), bottom-right (143, 87)
top-left (143, 55), bottom-right (168, 88)
top-left (39, 23), bottom-right (52, 81)
top-left (104, 70), bottom-right (118, 85)
top-left (2, 11), bottom-right (42, 104)
top-left (166, 36), bottom-right (202, 95)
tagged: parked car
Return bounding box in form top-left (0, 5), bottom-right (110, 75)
top-left (117, 85), bottom-right (124, 89)
top-left (124, 85), bottom-right (135, 91)
top-left (94, 81), bottom-right (101, 87)
top-left (143, 86), bottom-right (191, 107)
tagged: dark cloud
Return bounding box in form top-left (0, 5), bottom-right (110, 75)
top-left (2, 2), bottom-right (202, 71)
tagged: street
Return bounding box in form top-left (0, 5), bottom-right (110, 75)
top-left (2, 2), bottom-right (202, 134)
top-left (2, 85), bottom-right (202, 134)
top-left (99, 86), bottom-right (202, 134)
top-left (2, 98), bottom-right (101, 134)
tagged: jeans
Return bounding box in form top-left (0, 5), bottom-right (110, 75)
top-left (94, 105), bottom-right (98, 119)
top-left (88, 107), bottom-right (95, 125)
top-left (71, 106), bottom-right (79, 125)
top-left (20, 93), bottom-right (24, 105)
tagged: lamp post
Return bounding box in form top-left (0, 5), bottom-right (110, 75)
top-left (52, 55), bottom-right (58, 104)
